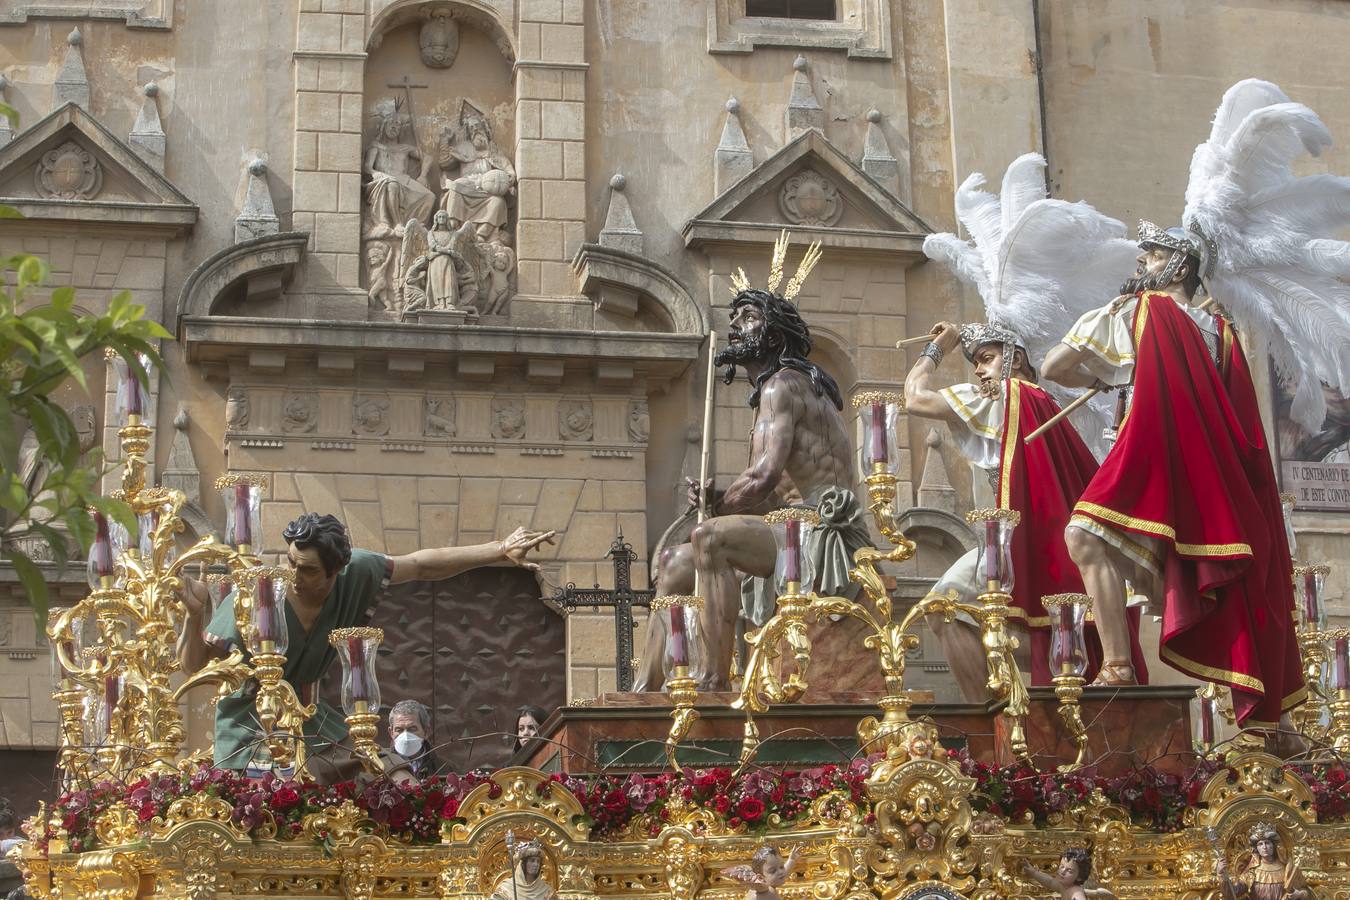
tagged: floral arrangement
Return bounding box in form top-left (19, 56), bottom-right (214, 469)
top-left (42, 754), bottom-right (1350, 855)
top-left (47, 760), bottom-right (870, 853)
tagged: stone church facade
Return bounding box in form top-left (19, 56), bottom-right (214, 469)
top-left (0, 0), bottom-right (1347, 780)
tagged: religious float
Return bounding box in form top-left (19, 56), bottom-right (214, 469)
top-left (11, 350), bottom-right (1350, 900)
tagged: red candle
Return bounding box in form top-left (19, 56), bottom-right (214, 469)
top-left (783, 519), bottom-right (802, 584)
top-left (102, 674), bottom-right (120, 735)
top-left (232, 484), bottom-right (253, 548)
top-left (1200, 698), bottom-right (1215, 745)
top-left (89, 512), bottom-right (115, 582)
top-left (124, 365), bottom-right (145, 417)
top-left (346, 636), bottom-right (370, 703)
top-left (1336, 637), bottom-right (1350, 693)
top-left (1303, 570), bottom-right (1321, 625)
top-left (983, 520), bottom-right (1000, 585)
top-left (669, 605), bottom-right (689, 669)
top-left (255, 577), bottom-right (278, 643)
top-left (868, 403), bottom-right (888, 466)
top-left (1054, 605), bottom-right (1074, 673)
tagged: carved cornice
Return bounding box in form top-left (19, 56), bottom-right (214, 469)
top-left (173, 231), bottom-right (309, 333)
top-left (571, 243), bottom-right (709, 336)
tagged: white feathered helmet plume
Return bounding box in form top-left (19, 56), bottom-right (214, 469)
top-left (922, 153), bottom-right (1139, 453)
top-left (1179, 78), bottom-right (1350, 433)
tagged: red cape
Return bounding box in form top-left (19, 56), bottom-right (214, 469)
top-left (1072, 292), bottom-right (1304, 724)
top-left (999, 379), bottom-right (1149, 685)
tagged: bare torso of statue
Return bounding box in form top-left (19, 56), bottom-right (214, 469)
top-left (636, 289), bottom-right (866, 692)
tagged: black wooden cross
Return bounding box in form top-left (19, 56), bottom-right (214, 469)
top-left (547, 530), bottom-right (655, 692)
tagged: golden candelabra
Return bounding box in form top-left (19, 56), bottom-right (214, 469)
top-left (1042, 592), bottom-right (1091, 772)
top-left (45, 377), bottom-right (322, 786)
top-left (46, 413), bottom-right (245, 783)
top-left (733, 392), bottom-right (1033, 778)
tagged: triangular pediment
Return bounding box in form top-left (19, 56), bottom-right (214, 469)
top-left (0, 102), bottom-right (195, 232)
top-left (683, 129), bottom-right (929, 255)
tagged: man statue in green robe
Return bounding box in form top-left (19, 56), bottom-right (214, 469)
top-left (178, 512), bottom-right (554, 781)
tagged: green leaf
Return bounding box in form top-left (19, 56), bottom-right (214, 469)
top-left (0, 205), bottom-right (23, 220)
top-left (0, 101), bottom-right (16, 128)
top-left (8, 551), bottom-right (49, 634)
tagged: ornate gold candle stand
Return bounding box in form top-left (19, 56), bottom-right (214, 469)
top-left (1293, 563), bottom-right (1332, 739)
top-left (330, 626), bottom-right (386, 776)
top-left (650, 594), bottom-right (704, 768)
top-left (1042, 593), bottom-right (1091, 771)
top-left (1324, 627), bottom-right (1350, 751)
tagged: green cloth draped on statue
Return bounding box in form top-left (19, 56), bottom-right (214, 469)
top-left (204, 549), bottom-right (391, 771)
top-left (740, 485), bottom-right (873, 626)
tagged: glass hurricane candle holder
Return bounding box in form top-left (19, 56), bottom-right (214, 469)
top-left (204, 570), bottom-right (233, 619)
top-left (1280, 492), bottom-right (1298, 559)
top-left (1043, 593), bottom-right (1091, 679)
top-left (241, 566), bottom-right (292, 656)
top-left (329, 627), bottom-right (384, 715)
top-left (1294, 564), bottom-right (1330, 632)
top-left (966, 508), bottom-right (1020, 594)
top-left (764, 507), bottom-right (820, 594)
top-left (851, 391), bottom-right (904, 479)
top-left (1190, 688), bottom-right (1221, 753)
top-left (214, 473), bottom-right (266, 554)
top-left (1329, 629), bottom-right (1350, 696)
top-left (653, 595), bottom-right (706, 680)
top-left (86, 509), bottom-right (117, 590)
top-left (110, 352), bottom-right (154, 427)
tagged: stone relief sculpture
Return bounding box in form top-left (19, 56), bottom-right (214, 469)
top-left (779, 170), bottom-right (842, 227)
top-left (628, 401), bottom-right (650, 443)
top-left (420, 9), bottom-right (460, 68)
top-left (282, 393), bottom-right (319, 434)
top-left (492, 399), bottom-right (525, 439)
top-left (353, 394), bottom-right (391, 436)
top-left (426, 397), bottom-right (456, 436)
top-left (559, 400), bottom-right (594, 442)
top-left (36, 141), bottom-right (102, 200)
top-left (362, 94), bottom-right (517, 319)
top-left (225, 387), bottom-right (250, 431)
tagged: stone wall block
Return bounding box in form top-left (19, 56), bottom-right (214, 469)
top-left (297, 12), bottom-right (343, 53)
top-left (318, 131), bottom-right (362, 170)
top-left (520, 0), bottom-right (563, 22)
top-left (540, 100), bottom-right (585, 141)
top-left (296, 92), bottom-right (342, 132)
top-left (538, 24), bottom-right (585, 64)
top-left (339, 93), bottom-right (365, 133)
top-left (293, 171), bottom-right (339, 212)
top-left (542, 179), bottom-right (587, 220)
top-left (569, 613), bottom-right (618, 665)
top-left (517, 66), bottom-right (562, 100)
top-left (562, 141), bottom-right (585, 180)
top-left (517, 219), bottom-right (564, 260)
top-left (518, 139), bottom-right (564, 178)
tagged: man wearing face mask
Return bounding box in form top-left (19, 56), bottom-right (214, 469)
top-left (178, 512), bottom-right (554, 781)
top-left (381, 699), bottom-right (442, 779)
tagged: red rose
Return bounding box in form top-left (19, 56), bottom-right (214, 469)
top-left (272, 786), bottom-right (301, 811)
top-left (601, 789), bottom-right (628, 815)
top-left (736, 797), bottom-right (765, 822)
top-left (713, 794), bottom-right (730, 814)
top-left (440, 796), bottom-right (460, 819)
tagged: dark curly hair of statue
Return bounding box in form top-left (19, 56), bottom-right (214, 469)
top-left (281, 513), bottom-right (352, 576)
top-left (715, 289), bottom-right (843, 411)
top-left (1061, 848), bottom-right (1091, 885)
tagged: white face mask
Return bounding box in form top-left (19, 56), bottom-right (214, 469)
top-left (394, 731), bottom-right (423, 757)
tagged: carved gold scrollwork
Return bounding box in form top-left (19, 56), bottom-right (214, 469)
top-left (657, 828), bottom-right (704, 900)
top-left (449, 767), bottom-right (591, 843)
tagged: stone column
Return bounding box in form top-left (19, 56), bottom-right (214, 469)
top-left (291, 1), bottom-right (366, 303)
top-left (514, 0), bottom-right (586, 298)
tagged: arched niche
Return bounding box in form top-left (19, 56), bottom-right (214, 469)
top-left (361, 1), bottom-right (517, 303)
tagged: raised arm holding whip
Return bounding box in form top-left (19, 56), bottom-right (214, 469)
top-left (912, 153), bottom-right (1148, 698)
